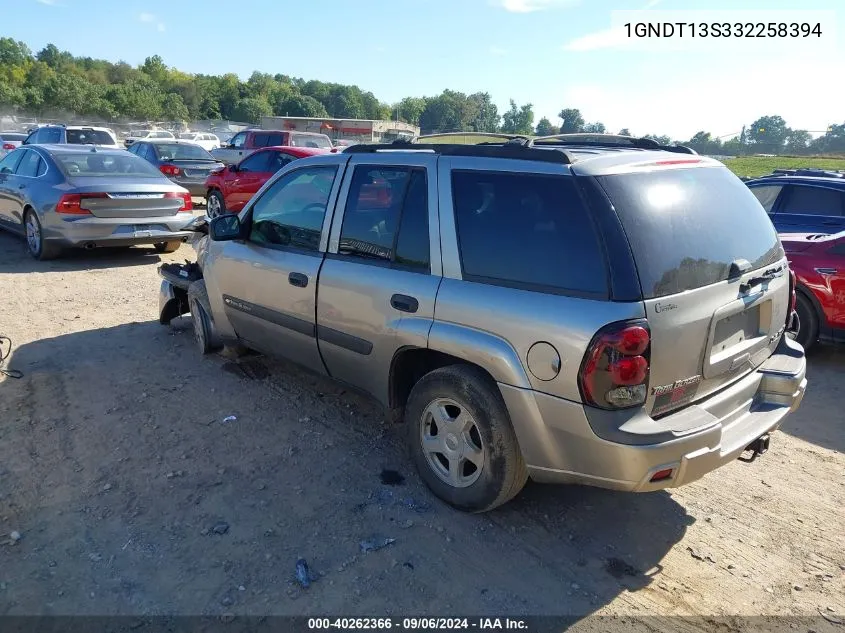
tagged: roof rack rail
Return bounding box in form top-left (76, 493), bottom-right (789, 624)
top-left (770, 168), bottom-right (844, 179)
top-left (413, 132), bottom-right (530, 145)
top-left (343, 142), bottom-right (571, 165)
top-left (529, 133), bottom-right (697, 155)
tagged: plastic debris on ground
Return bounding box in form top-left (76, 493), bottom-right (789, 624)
top-left (360, 536), bottom-right (396, 553)
top-left (295, 558), bottom-right (312, 588)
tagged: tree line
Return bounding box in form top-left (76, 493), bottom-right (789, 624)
top-left (1, 38), bottom-right (843, 155)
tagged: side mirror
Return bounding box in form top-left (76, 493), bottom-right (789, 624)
top-left (210, 214), bottom-right (243, 241)
top-left (0, 167), bottom-right (12, 174)
top-left (228, 164), bottom-right (238, 173)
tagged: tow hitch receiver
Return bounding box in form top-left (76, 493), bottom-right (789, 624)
top-left (738, 434), bottom-right (771, 463)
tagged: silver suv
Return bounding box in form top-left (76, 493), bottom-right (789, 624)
top-left (168, 134), bottom-right (808, 512)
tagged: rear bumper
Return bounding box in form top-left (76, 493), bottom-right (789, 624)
top-left (171, 179), bottom-right (208, 197)
top-left (501, 336), bottom-right (807, 492)
top-left (44, 212), bottom-right (195, 247)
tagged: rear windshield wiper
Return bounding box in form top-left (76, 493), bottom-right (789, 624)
top-left (740, 265), bottom-right (784, 293)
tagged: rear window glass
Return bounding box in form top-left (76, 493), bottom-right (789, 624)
top-left (254, 133), bottom-right (284, 147)
top-left (1, 133), bottom-right (26, 142)
top-left (66, 129), bottom-right (115, 145)
top-left (154, 143), bottom-right (215, 161)
top-left (598, 167), bottom-right (783, 299)
top-left (55, 153), bottom-right (163, 178)
top-left (291, 133), bottom-right (332, 149)
top-left (452, 170), bottom-right (608, 296)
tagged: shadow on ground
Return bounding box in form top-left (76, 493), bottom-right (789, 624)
top-left (0, 321), bottom-right (693, 620)
top-left (779, 344), bottom-right (845, 453)
top-left (0, 231), bottom-right (163, 273)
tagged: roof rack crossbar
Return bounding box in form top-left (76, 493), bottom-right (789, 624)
top-left (343, 143), bottom-right (571, 165)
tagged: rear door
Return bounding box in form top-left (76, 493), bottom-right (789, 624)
top-left (775, 184), bottom-right (845, 234)
top-left (317, 154), bottom-right (441, 403)
top-left (596, 165), bottom-right (789, 417)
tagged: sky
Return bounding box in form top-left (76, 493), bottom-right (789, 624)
top-left (3, 0), bottom-right (844, 139)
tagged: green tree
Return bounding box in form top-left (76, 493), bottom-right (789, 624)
top-left (272, 93), bottom-right (329, 118)
top-left (0, 38), bottom-right (32, 66)
top-left (419, 91), bottom-right (466, 133)
top-left (618, 128), bottom-right (631, 136)
top-left (784, 130), bottom-right (812, 154)
top-left (535, 117), bottom-right (559, 136)
top-left (558, 108), bottom-right (584, 133)
top-left (466, 92), bottom-right (500, 132)
top-left (501, 100), bottom-right (534, 135)
top-left (231, 97), bottom-right (272, 124)
top-left (582, 121), bottom-right (606, 133)
top-left (162, 92), bottom-right (189, 122)
top-left (643, 134), bottom-right (672, 145)
top-left (396, 97), bottom-right (427, 126)
top-left (747, 115), bottom-right (789, 153)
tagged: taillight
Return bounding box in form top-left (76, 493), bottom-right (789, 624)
top-left (579, 321), bottom-right (650, 410)
top-left (164, 191), bottom-right (193, 211)
top-left (56, 192), bottom-right (108, 215)
top-left (160, 164), bottom-right (182, 176)
top-left (2, 143), bottom-right (14, 150)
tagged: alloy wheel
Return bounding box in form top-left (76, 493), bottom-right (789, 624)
top-left (419, 398), bottom-right (485, 488)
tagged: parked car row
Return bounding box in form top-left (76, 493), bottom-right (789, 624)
top-left (746, 169), bottom-right (845, 349)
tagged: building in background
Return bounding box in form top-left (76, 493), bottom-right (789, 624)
top-left (260, 116), bottom-right (419, 144)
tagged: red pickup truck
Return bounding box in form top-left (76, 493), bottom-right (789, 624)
top-left (210, 130), bottom-right (333, 164)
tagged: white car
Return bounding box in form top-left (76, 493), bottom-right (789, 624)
top-left (124, 129), bottom-right (176, 147)
top-left (22, 125), bottom-right (119, 148)
top-left (178, 132), bottom-right (221, 152)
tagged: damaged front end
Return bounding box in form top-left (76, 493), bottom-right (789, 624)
top-left (158, 215), bottom-right (209, 325)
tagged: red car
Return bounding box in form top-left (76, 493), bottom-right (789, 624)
top-left (782, 230), bottom-right (845, 349)
top-left (204, 146), bottom-right (328, 218)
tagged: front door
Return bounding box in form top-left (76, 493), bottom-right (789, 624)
top-left (317, 154), bottom-right (442, 405)
top-left (209, 163), bottom-right (343, 374)
top-left (229, 151), bottom-right (272, 210)
top-left (0, 149), bottom-right (25, 229)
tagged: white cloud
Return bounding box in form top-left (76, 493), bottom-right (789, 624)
top-left (495, 0), bottom-right (578, 13)
top-left (489, 46), bottom-right (508, 56)
top-left (35, 0), bottom-right (60, 5)
top-left (138, 12), bottom-right (155, 22)
top-left (563, 26), bottom-right (628, 52)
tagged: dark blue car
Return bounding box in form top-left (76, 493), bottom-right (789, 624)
top-left (746, 171), bottom-right (845, 234)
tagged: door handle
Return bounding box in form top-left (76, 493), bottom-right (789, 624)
top-left (288, 272), bottom-right (308, 288)
top-left (390, 294), bottom-right (418, 313)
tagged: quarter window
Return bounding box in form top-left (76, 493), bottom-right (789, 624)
top-left (0, 149), bottom-right (25, 174)
top-left (248, 166), bottom-right (337, 252)
top-left (749, 185), bottom-right (782, 212)
top-left (452, 170), bottom-right (607, 295)
top-left (16, 150), bottom-right (42, 178)
top-left (338, 166), bottom-right (430, 272)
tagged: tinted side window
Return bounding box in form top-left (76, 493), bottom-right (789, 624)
top-left (266, 133), bottom-right (283, 146)
top-left (230, 133), bottom-right (247, 148)
top-left (16, 151), bottom-right (42, 177)
top-left (780, 185), bottom-right (844, 217)
top-left (239, 151), bottom-right (272, 172)
top-left (249, 166), bottom-right (337, 252)
top-left (452, 171), bottom-right (607, 295)
top-left (0, 149), bottom-right (25, 173)
top-left (252, 133), bottom-right (269, 147)
top-left (749, 184), bottom-right (782, 212)
top-left (339, 166), bottom-right (430, 272)
top-left (268, 151), bottom-right (293, 173)
top-left (42, 128), bottom-right (62, 143)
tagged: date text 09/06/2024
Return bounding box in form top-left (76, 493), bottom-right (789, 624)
top-left (624, 22), bottom-right (822, 38)
top-left (307, 618), bottom-right (528, 630)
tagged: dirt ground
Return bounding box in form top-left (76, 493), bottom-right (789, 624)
top-left (1, 230), bottom-right (843, 629)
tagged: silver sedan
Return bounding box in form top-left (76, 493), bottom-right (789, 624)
top-left (0, 144), bottom-right (195, 260)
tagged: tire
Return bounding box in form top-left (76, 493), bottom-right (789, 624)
top-left (406, 364), bottom-right (528, 512)
top-left (154, 241), bottom-right (181, 253)
top-left (24, 209), bottom-right (61, 261)
top-left (207, 190), bottom-right (225, 219)
top-left (187, 281), bottom-right (221, 355)
top-left (795, 291), bottom-right (819, 351)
